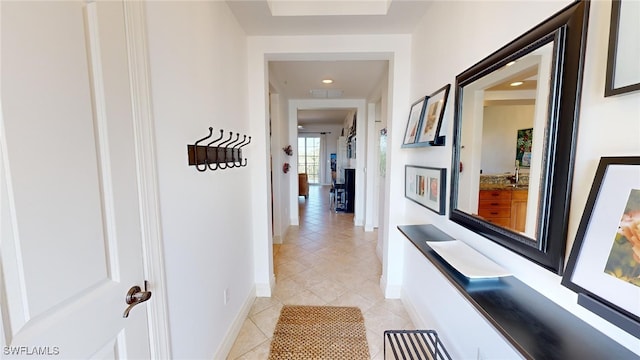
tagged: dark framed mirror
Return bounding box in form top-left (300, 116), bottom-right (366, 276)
top-left (449, 1), bottom-right (589, 274)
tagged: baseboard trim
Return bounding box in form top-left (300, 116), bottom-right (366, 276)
top-left (400, 288), bottom-right (427, 329)
top-left (273, 235), bottom-right (282, 244)
top-left (214, 286), bottom-right (256, 360)
top-left (283, 225), bottom-right (290, 240)
top-left (379, 277), bottom-right (401, 299)
top-left (273, 225), bottom-right (290, 245)
top-left (256, 277), bottom-right (274, 297)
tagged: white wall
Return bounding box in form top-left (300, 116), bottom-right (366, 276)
top-left (364, 69), bottom-right (389, 234)
top-left (144, 2), bottom-right (255, 358)
top-left (269, 91), bottom-right (292, 244)
top-left (374, 76), bottom-right (390, 258)
top-left (404, 0), bottom-right (640, 358)
top-left (481, 105), bottom-right (535, 174)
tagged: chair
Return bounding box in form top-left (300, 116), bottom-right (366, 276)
top-left (298, 173), bottom-right (309, 198)
top-left (329, 171), bottom-right (337, 207)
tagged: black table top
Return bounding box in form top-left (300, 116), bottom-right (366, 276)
top-left (398, 224), bottom-right (639, 360)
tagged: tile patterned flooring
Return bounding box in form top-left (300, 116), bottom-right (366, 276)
top-left (227, 185), bottom-right (414, 359)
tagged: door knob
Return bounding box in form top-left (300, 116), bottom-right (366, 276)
top-left (123, 282), bottom-right (152, 318)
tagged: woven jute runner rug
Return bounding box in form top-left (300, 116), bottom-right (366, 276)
top-left (268, 305), bottom-right (370, 360)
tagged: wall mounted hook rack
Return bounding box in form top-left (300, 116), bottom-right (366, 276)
top-left (187, 127), bottom-right (251, 171)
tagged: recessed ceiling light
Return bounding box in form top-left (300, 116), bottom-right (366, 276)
top-left (506, 61), bottom-right (517, 67)
top-left (297, 125), bottom-right (303, 129)
top-left (322, 79), bottom-right (333, 84)
top-left (510, 81), bottom-right (524, 87)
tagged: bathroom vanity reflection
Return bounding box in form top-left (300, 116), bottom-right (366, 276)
top-left (477, 187), bottom-right (528, 233)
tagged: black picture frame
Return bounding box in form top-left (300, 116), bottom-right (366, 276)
top-left (414, 84), bottom-right (450, 147)
top-left (604, 0), bottom-right (640, 97)
top-left (561, 157), bottom-right (640, 338)
top-left (402, 97), bottom-right (427, 147)
top-left (405, 165), bottom-right (446, 215)
top-left (402, 85), bottom-right (450, 148)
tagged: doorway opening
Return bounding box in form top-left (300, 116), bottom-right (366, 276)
top-left (262, 54), bottom-right (397, 299)
top-left (298, 136), bottom-right (321, 184)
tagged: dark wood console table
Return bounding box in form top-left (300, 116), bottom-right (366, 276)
top-left (398, 224), bottom-right (638, 360)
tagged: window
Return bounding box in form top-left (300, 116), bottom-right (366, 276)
top-left (298, 137), bottom-right (320, 184)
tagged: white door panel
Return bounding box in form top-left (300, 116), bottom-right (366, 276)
top-left (1, 1), bottom-right (150, 358)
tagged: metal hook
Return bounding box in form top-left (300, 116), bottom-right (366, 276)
top-left (238, 136), bottom-right (252, 149)
top-left (227, 134), bottom-right (245, 167)
top-left (227, 133), bottom-right (242, 147)
top-left (206, 161), bottom-right (219, 171)
top-left (235, 135), bottom-right (247, 148)
top-left (216, 131), bottom-right (233, 170)
top-left (217, 159), bottom-right (228, 170)
top-left (206, 129), bottom-right (225, 171)
top-left (217, 131), bottom-right (234, 148)
top-left (231, 135), bottom-right (247, 166)
top-left (206, 157), bottom-right (219, 171)
top-left (213, 132), bottom-right (234, 170)
top-left (238, 136), bottom-right (251, 167)
top-left (225, 133), bottom-right (241, 167)
top-left (190, 129), bottom-right (250, 172)
top-left (207, 129), bottom-right (225, 147)
top-left (226, 133), bottom-right (241, 153)
top-left (193, 127), bottom-right (213, 172)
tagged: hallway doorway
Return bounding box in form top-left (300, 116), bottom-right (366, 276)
top-left (259, 50), bottom-right (405, 303)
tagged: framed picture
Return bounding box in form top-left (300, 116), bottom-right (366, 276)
top-left (516, 128), bottom-right (533, 168)
top-left (415, 84), bottom-right (451, 146)
top-left (402, 97), bottom-right (427, 146)
top-left (405, 165), bottom-right (446, 215)
top-left (604, 0), bottom-right (640, 96)
top-left (562, 157), bottom-right (640, 335)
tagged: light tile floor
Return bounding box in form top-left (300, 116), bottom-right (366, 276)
top-left (227, 185), bottom-right (415, 359)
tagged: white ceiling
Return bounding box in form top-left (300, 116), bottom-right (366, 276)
top-left (269, 60), bottom-right (389, 125)
top-left (227, 0), bottom-right (433, 126)
top-left (269, 60), bottom-right (389, 99)
top-left (297, 109), bottom-right (353, 126)
top-left (226, 0), bottom-right (433, 36)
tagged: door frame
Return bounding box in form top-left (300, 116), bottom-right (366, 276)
top-left (288, 99), bottom-right (366, 226)
top-left (0, 1), bottom-right (169, 356)
top-left (122, 2), bottom-right (170, 357)
top-left (248, 35), bottom-right (412, 299)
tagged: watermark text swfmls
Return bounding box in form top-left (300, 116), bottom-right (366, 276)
top-left (3, 346), bottom-right (60, 356)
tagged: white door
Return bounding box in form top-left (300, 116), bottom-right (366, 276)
top-left (1, 1), bottom-right (151, 358)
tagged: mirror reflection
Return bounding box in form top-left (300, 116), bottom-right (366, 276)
top-left (456, 41), bottom-right (554, 240)
top-left (450, 1), bottom-right (588, 274)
